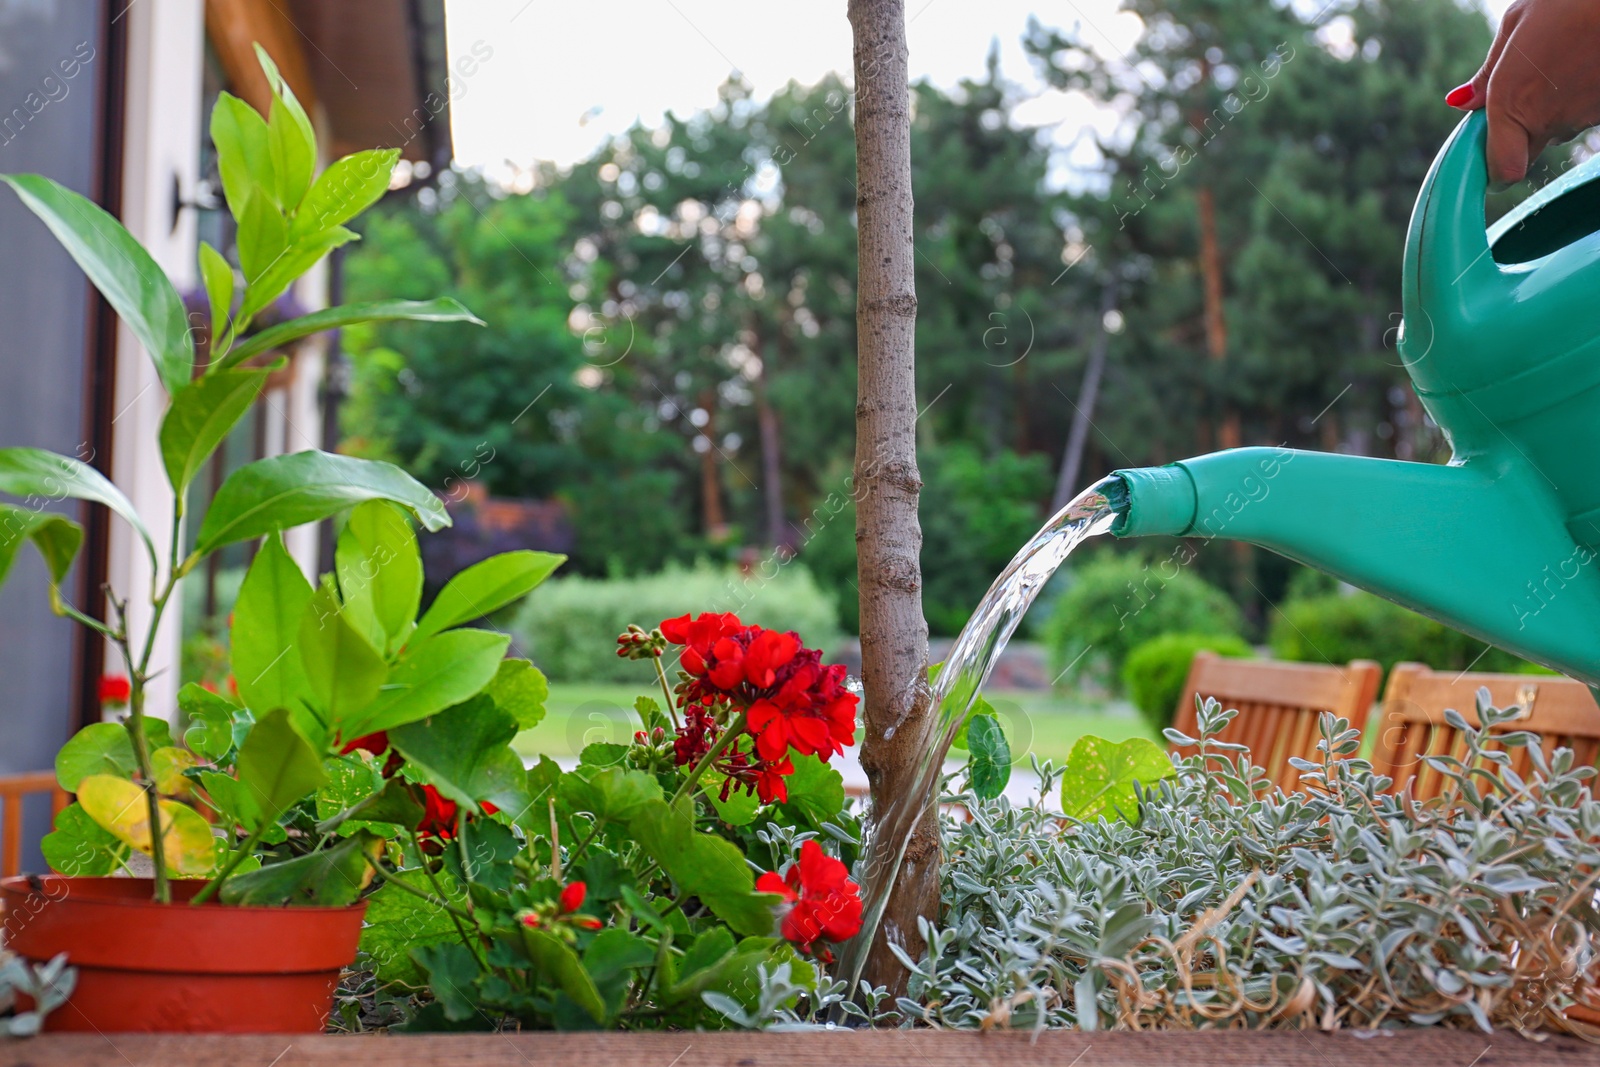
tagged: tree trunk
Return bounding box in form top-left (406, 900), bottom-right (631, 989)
top-left (696, 389), bottom-right (727, 537)
top-left (750, 321), bottom-right (788, 548)
top-left (848, 0), bottom-right (934, 998)
top-left (1052, 279), bottom-right (1117, 513)
top-left (1196, 183), bottom-right (1239, 450)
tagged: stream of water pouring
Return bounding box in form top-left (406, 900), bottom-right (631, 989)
top-left (835, 475), bottom-right (1124, 996)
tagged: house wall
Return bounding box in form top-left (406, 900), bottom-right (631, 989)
top-left (0, 0), bottom-right (112, 861)
top-left (106, 0), bottom-right (205, 726)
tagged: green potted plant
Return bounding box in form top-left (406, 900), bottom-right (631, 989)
top-left (0, 46), bottom-right (559, 1033)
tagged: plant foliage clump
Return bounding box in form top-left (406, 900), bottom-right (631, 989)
top-left (901, 696), bottom-right (1600, 1034)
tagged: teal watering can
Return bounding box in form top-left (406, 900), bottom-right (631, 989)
top-left (1109, 111), bottom-right (1600, 685)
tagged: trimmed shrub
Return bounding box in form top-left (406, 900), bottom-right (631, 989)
top-left (1268, 589), bottom-right (1527, 675)
top-left (1122, 632), bottom-right (1253, 734)
top-left (1042, 551), bottom-right (1245, 691)
top-left (512, 562), bottom-right (841, 683)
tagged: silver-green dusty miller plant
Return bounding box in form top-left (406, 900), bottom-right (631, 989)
top-left (895, 695), bottom-right (1600, 1034)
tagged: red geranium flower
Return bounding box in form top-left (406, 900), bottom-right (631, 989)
top-left (755, 840), bottom-right (863, 960)
top-left (660, 611), bottom-right (742, 678)
top-left (98, 675), bottom-right (131, 708)
top-left (415, 784), bottom-right (499, 840)
top-left (660, 615), bottom-right (858, 765)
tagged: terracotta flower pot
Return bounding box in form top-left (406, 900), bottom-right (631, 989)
top-left (0, 875), bottom-right (366, 1033)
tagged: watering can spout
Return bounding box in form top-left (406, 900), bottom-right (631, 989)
top-left (1109, 450), bottom-right (1600, 684)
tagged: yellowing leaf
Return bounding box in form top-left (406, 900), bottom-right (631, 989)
top-left (76, 774), bottom-right (218, 877)
top-left (1059, 735), bottom-right (1176, 823)
top-left (150, 746), bottom-right (198, 797)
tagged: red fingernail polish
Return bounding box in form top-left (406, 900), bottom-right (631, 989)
top-left (1445, 83), bottom-right (1476, 108)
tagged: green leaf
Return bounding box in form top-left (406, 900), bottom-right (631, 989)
top-left (667, 935), bottom-right (795, 1008)
top-left (0, 175), bottom-right (194, 395)
top-left (559, 766), bottom-right (663, 825)
top-left (240, 226), bottom-right (357, 322)
top-left (966, 714), bottom-right (1012, 800)
top-left (198, 240), bottom-right (234, 338)
top-left (347, 629), bottom-right (509, 737)
top-left (231, 532), bottom-right (314, 728)
top-left (216, 297), bottom-right (484, 371)
top-left (76, 773), bottom-right (216, 876)
top-left (628, 798), bottom-right (778, 936)
top-left (210, 91), bottom-right (273, 218)
top-left (0, 505), bottom-right (82, 606)
top-left (196, 450), bottom-right (448, 555)
top-left (488, 659), bottom-right (548, 731)
top-left (255, 44), bottom-right (316, 211)
top-left (198, 770), bottom-right (263, 831)
top-left (583, 929), bottom-right (654, 1017)
top-left (704, 772), bottom-right (761, 826)
top-left (0, 448), bottom-right (153, 566)
top-left (634, 696), bottom-right (670, 735)
top-left (41, 802), bottom-right (128, 876)
top-left (319, 776), bottom-right (424, 836)
top-left (949, 691), bottom-right (998, 751)
top-left (179, 682), bottom-right (251, 762)
top-left (520, 928), bottom-right (606, 1024)
top-left (445, 816), bottom-right (520, 893)
top-left (361, 866), bottom-right (465, 986)
top-left (291, 149), bottom-right (399, 238)
top-left (414, 551), bottom-right (565, 642)
top-left (159, 368), bottom-right (269, 497)
top-left (220, 830), bottom-right (377, 906)
top-left (315, 755), bottom-right (392, 836)
top-left (389, 694), bottom-right (524, 816)
top-left (1060, 735), bottom-right (1176, 823)
top-left (414, 942), bottom-right (485, 1022)
top-left (235, 708), bottom-right (328, 827)
top-left (236, 190), bottom-right (287, 283)
top-left (578, 743), bottom-right (628, 770)
top-left (55, 722), bottom-right (134, 791)
top-left (335, 500), bottom-right (422, 655)
top-left (778, 754), bottom-right (846, 831)
top-left (298, 582), bottom-right (388, 739)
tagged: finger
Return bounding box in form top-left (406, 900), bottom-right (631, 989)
top-left (1486, 104), bottom-right (1533, 184)
top-left (1466, 3), bottom-right (1521, 106)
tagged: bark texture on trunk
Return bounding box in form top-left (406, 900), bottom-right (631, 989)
top-left (848, 0), bottom-right (935, 997)
top-left (750, 322), bottom-right (788, 548)
top-left (696, 389), bottom-right (727, 537)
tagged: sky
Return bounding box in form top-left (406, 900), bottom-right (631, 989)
top-left (442, 1), bottom-right (1515, 176)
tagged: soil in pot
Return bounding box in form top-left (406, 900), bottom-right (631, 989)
top-left (0, 875), bottom-right (366, 1033)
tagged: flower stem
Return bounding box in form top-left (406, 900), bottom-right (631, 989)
top-left (371, 863), bottom-right (476, 924)
top-left (652, 656), bottom-right (681, 730)
top-left (671, 709), bottom-right (748, 807)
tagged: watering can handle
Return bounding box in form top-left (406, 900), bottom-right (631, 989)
top-left (1402, 110), bottom-right (1495, 330)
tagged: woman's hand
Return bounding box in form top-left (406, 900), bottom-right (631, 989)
top-left (1448, 0), bottom-right (1600, 184)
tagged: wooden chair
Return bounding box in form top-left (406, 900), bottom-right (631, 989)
top-left (1169, 652), bottom-right (1383, 793)
top-left (0, 771), bottom-right (69, 879)
top-left (1370, 663), bottom-right (1600, 802)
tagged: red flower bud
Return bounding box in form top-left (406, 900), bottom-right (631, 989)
top-left (559, 881), bottom-right (587, 913)
top-left (98, 675), bottom-right (131, 707)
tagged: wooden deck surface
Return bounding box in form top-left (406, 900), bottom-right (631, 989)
top-left (0, 1029), bottom-right (1593, 1067)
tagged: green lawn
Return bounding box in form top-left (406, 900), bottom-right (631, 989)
top-left (514, 683), bottom-right (1158, 765)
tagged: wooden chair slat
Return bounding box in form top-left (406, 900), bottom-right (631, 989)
top-left (1169, 653), bottom-right (1382, 793)
top-left (0, 771), bottom-right (71, 879)
top-left (1372, 663), bottom-right (1600, 802)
